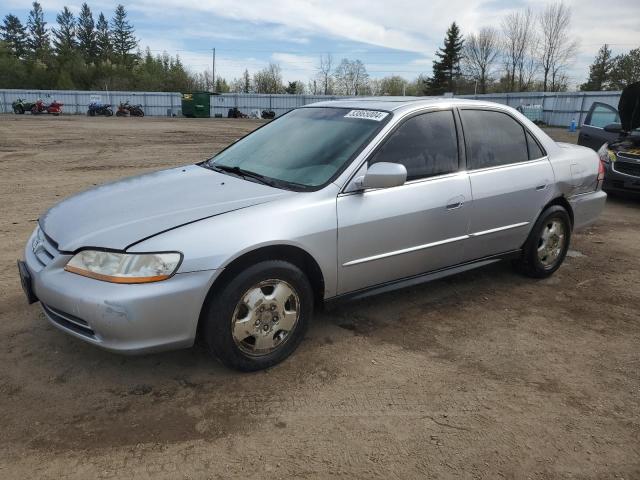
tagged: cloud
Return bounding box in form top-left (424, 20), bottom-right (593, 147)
top-left (4, 0), bottom-right (640, 86)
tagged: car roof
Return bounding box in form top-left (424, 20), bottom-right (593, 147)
top-left (303, 97), bottom-right (503, 114)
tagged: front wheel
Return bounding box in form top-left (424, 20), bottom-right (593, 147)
top-left (202, 260), bottom-right (313, 371)
top-left (514, 205), bottom-right (571, 278)
top-left (14, 105), bottom-right (24, 114)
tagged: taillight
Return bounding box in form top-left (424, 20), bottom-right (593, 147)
top-left (598, 158), bottom-right (605, 181)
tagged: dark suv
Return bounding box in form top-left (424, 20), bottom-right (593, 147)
top-left (578, 82), bottom-right (640, 194)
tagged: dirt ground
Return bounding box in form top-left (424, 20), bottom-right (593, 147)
top-left (0, 115), bottom-right (639, 479)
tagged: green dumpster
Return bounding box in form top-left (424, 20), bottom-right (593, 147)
top-left (181, 92), bottom-right (211, 118)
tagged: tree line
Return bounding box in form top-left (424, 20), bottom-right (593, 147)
top-left (1, 1), bottom-right (639, 95)
top-left (0, 2), bottom-right (198, 91)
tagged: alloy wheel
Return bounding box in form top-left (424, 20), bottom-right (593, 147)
top-left (231, 279), bottom-right (300, 356)
top-left (537, 218), bottom-right (566, 268)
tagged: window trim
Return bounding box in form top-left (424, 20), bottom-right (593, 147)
top-left (364, 108), bottom-right (463, 183)
top-left (457, 107), bottom-right (548, 171)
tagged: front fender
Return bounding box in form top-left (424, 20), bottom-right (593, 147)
top-left (128, 186), bottom-right (339, 298)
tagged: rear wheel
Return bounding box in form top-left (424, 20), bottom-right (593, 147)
top-left (14, 105), bottom-right (24, 114)
top-left (202, 260), bottom-right (313, 371)
top-left (514, 205), bottom-right (571, 278)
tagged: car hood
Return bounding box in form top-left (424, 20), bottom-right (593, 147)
top-left (40, 165), bottom-right (292, 252)
top-left (619, 81), bottom-right (640, 132)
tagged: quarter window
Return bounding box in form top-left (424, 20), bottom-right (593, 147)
top-left (526, 131), bottom-right (545, 160)
top-left (460, 110), bottom-right (529, 169)
top-left (369, 110), bottom-right (459, 181)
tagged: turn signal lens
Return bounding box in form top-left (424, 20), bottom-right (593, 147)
top-left (65, 251), bottom-right (181, 283)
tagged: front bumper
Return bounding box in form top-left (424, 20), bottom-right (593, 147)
top-left (603, 161), bottom-right (640, 194)
top-left (22, 229), bottom-right (218, 354)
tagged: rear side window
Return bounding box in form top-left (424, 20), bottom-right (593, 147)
top-left (369, 110), bottom-right (458, 181)
top-left (460, 110), bottom-right (529, 169)
top-left (526, 131), bottom-right (545, 159)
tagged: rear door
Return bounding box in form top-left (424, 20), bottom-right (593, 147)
top-left (459, 108), bottom-right (554, 262)
top-left (578, 102), bottom-right (620, 150)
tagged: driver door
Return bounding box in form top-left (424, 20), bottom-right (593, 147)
top-left (336, 110), bottom-right (471, 295)
top-left (578, 102), bottom-right (620, 150)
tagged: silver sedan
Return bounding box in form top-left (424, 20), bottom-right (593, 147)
top-left (18, 98), bottom-right (607, 371)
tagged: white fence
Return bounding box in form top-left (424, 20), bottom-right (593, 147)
top-left (0, 88), bottom-right (622, 127)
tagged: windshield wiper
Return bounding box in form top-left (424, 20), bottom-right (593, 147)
top-left (211, 164), bottom-right (276, 187)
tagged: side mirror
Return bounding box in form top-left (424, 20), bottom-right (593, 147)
top-left (354, 162), bottom-right (407, 190)
top-left (604, 123), bottom-right (623, 133)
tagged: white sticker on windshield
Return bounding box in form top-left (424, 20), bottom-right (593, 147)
top-left (344, 110), bottom-right (389, 121)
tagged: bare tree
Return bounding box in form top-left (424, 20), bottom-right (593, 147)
top-left (316, 53), bottom-right (334, 95)
top-left (253, 63), bottom-right (283, 93)
top-left (333, 58), bottom-right (369, 96)
top-left (463, 27), bottom-right (500, 94)
top-left (501, 8), bottom-right (534, 92)
top-left (538, 1), bottom-right (578, 91)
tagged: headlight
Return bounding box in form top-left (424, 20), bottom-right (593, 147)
top-left (65, 250), bottom-right (182, 283)
top-left (597, 144), bottom-right (616, 164)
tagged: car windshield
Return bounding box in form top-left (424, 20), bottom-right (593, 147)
top-left (206, 107), bottom-right (390, 189)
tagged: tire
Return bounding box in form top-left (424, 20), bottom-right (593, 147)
top-left (14, 105), bottom-right (24, 114)
top-left (116, 111), bottom-right (126, 117)
top-left (105, 108), bottom-right (113, 117)
top-left (202, 260), bottom-right (313, 371)
top-left (514, 205), bottom-right (572, 278)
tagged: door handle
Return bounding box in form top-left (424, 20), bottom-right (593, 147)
top-left (582, 133), bottom-right (591, 139)
top-left (535, 184), bottom-right (547, 191)
top-left (446, 195), bottom-right (465, 210)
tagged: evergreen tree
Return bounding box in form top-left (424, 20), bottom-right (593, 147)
top-left (27, 2), bottom-right (49, 59)
top-left (609, 48), bottom-right (640, 90)
top-left (580, 44), bottom-right (613, 91)
top-left (242, 69), bottom-right (251, 93)
top-left (427, 22), bottom-right (464, 95)
top-left (77, 3), bottom-right (97, 62)
top-left (111, 4), bottom-right (137, 65)
top-left (52, 7), bottom-right (76, 56)
top-left (0, 14), bottom-right (28, 58)
top-left (95, 12), bottom-right (111, 61)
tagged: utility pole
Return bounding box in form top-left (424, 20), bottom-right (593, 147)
top-left (212, 47), bottom-right (216, 93)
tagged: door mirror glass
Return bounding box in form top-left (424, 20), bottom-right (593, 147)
top-left (603, 123), bottom-right (623, 133)
top-left (355, 162), bottom-right (407, 190)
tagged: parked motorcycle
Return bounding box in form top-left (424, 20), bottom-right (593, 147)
top-left (87, 102), bottom-right (113, 117)
top-left (30, 98), bottom-right (64, 115)
top-left (12, 98), bottom-right (35, 114)
top-left (116, 101), bottom-right (144, 117)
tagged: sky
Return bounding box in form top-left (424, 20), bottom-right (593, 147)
top-left (2, 0), bottom-right (640, 88)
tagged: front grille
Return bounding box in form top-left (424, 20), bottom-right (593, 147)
top-left (618, 151), bottom-right (640, 161)
top-left (42, 304), bottom-right (96, 338)
top-left (32, 227), bottom-right (60, 268)
top-left (613, 160), bottom-right (640, 178)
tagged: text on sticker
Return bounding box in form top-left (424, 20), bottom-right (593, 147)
top-left (344, 110), bottom-right (389, 121)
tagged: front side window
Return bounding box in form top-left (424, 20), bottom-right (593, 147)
top-left (207, 107), bottom-right (389, 189)
top-left (369, 110), bottom-right (459, 181)
top-left (586, 103), bottom-right (620, 128)
top-left (460, 110), bottom-right (529, 169)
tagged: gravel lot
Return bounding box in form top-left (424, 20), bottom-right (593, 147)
top-left (1, 115), bottom-right (639, 479)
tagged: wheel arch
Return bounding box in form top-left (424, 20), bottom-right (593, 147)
top-left (196, 244), bottom-right (326, 339)
top-left (544, 195), bottom-right (574, 229)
